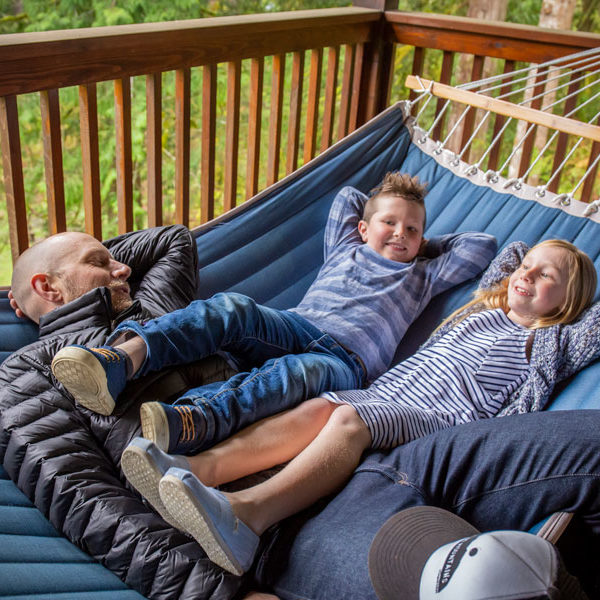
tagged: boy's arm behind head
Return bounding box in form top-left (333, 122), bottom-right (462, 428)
top-left (323, 186), bottom-right (368, 260)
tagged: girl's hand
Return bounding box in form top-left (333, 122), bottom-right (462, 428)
top-left (8, 290), bottom-right (25, 319)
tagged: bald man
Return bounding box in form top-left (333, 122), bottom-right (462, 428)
top-left (1, 225), bottom-right (245, 600)
top-left (10, 231), bottom-right (133, 323)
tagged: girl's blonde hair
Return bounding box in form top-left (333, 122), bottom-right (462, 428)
top-left (439, 239), bottom-right (597, 331)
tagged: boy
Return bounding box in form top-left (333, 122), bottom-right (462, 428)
top-left (52, 173), bottom-right (496, 456)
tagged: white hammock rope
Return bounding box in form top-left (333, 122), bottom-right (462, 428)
top-left (408, 47), bottom-right (600, 205)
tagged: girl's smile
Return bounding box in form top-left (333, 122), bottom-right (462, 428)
top-left (506, 245), bottom-right (570, 327)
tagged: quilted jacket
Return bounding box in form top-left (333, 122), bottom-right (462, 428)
top-left (0, 225), bottom-right (241, 600)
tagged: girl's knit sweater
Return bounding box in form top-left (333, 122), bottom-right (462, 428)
top-left (422, 241), bottom-right (600, 416)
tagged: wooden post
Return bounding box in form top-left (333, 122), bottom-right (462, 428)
top-left (353, 0), bottom-right (396, 126)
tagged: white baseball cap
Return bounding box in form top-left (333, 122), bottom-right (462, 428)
top-left (368, 506), bottom-right (587, 600)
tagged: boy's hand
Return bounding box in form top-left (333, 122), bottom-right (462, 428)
top-left (418, 238), bottom-right (429, 257)
top-left (8, 290), bottom-right (25, 319)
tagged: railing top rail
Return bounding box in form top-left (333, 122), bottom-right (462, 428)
top-left (387, 11), bottom-right (600, 60)
top-left (0, 7), bottom-right (381, 96)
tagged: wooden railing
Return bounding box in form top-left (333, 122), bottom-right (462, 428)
top-left (1, 2), bottom-right (599, 278)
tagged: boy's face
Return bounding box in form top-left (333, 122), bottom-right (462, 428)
top-left (358, 194), bottom-right (425, 263)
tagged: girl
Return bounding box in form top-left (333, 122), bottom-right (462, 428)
top-left (122, 239), bottom-right (599, 577)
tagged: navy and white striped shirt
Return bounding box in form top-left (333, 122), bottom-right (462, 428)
top-left (325, 308), bottom-right (531, 448)
top-left (291, 186), bottom-right (497, 381)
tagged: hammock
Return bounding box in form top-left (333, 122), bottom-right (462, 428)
top-left (2, 53), bottom-right (600, 596)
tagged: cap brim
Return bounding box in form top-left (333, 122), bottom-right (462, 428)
top-left (368, 506), bottom-right (480, 600)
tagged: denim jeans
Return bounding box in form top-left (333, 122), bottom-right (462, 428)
top-left (111, 293), bottom-right (366, 450)
top-left (254, 410), bottom-right (600, 599)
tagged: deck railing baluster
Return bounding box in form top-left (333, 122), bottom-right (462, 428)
top-left (246, 57), bottom-right (264, 199)
top-left (201, 64), bottom-right (217, 224)
top-left (267, 54), bottom-right (285, 187)
top-left (40, 89), bottom-right (66, 235)
top-left (487, 59), bottom-right (516, 172)
top-left (548, 74), bottom-right (581, 194)
top-left (338, 44), bottom-right (355, 140)
top-left (1, 95), bottom-right (28, 260)
top-left (286, 51), bottom-right (304, 175)
top-left (175, 68), bottom-right (191, 227)
top-left (114, 77), bottom-right (133, 234)
top-left (304, 48), bottom-right (323, 164)
top-left (146, 73), bottom-right (162, 227)
top-left (348, 42), bottom-right (364, 133)
top-left (78, 83), bottom-right (102, 240)
top-left (224, 61), bottom-right (241, 212)
top-left (321, 46), bottom-right (340, 151)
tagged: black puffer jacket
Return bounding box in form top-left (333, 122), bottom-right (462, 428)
top-left (0, 225), bottom-right (241, 600)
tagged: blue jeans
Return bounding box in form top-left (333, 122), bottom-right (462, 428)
top-left (255, 410), bottom-right (600, 599)
top-left (111, 293), bottom-right (366, 450)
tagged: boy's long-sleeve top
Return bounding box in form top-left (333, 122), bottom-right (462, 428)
top-left (424, 241), bottom-right (600, 415)
top-left (291, 186), bottom-right (498, 382)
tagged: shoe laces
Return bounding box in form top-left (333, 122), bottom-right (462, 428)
top-left (175, 405), bottom-right (195, 442)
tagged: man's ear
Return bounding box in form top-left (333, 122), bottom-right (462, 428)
top-left (358, 220), bottom-right (369, 243)
top-left (30, 273), bottom-right (64, 305)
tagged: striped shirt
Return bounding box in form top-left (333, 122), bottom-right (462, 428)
top-left (290, 186), bottom-right (497, 381)
top-left (324, 308), bottom-right (531, 448)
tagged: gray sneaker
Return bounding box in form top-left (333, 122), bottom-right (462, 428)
top-left (121, 437), bottom-right (189, 528)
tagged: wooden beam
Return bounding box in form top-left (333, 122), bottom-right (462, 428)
top-left (405, 76), bottom-right (600, 142)
top-left (0, 10), bottom-right (377, 97)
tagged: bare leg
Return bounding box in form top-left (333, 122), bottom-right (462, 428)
top-left (109, 334), bottom-right (147, 374)
top-left (224, 404), bottom-right (372, 535)
top-left (187, 397), bottom-right (337, 486)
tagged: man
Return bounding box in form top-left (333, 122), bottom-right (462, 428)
top-left (0, 226), bottom-right (243, 600)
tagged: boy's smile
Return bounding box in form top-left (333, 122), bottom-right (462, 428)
top-left (358, 194), bottom-right (425, 263)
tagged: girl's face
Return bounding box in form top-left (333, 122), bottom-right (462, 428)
top-left (507, 245), bottom-right (570, 327)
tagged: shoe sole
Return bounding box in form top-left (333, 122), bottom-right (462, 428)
top-left (121, 444), bottom-right (180, 529)
top-left (51, 347), bottom-right (115, 415)
top-left (140, 402), bottom-right (170, 452)
top-left (159, 474), bottom-right (244, 576)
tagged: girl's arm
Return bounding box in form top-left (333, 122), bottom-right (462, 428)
top-left (478, 240), bottom-right (529, 290)
top-left (557, 300), bottom-right (600, 379)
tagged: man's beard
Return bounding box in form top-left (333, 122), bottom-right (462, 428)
top-left (107, 281), bottom-right (134, 313)
top-left (62, 278), bottom-right (133, 313)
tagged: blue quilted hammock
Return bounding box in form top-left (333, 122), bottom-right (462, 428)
top-left (2, 101), bottom-right (600, 597)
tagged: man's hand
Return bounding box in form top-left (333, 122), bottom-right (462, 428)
top-left (8, 290), bottom-right (25, 319)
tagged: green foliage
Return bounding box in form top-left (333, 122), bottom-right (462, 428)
top-left (1, 0), bottom-right (599, 284)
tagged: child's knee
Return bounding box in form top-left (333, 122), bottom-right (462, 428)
top-left (329, 404), bottom-right (369, 440)
top-left (301, 397), bottom-right (338, 422)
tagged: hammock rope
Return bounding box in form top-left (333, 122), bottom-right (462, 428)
top-left (407, 48), bottom-right (600, 203)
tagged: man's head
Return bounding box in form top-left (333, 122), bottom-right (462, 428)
top-left (358, 173), bottom-right (428, 263)
top-left (11, 232), bottom-right (132, 323)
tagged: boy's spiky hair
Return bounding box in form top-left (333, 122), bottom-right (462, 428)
top-left (363, 173), bottom-right (428, 223)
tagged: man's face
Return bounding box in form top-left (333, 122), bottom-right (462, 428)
top-left (358, 195), bottom-right (425, 263)
top-left (54, 234), bottom-right (133, 312)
